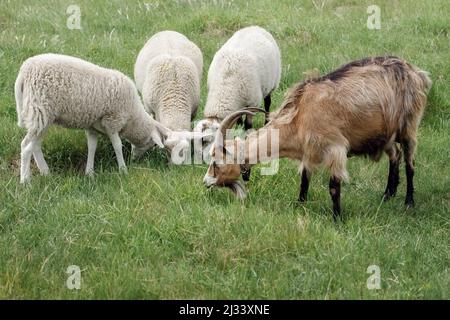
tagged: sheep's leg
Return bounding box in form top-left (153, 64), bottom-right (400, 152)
top-left (85, 129), bottom-right (98, 176)
top-left (264, 95), bottom-right (271, 124)
top-left (20, 132), bottom-right (39, 183)
top-left (329, 176), bottom-right (341, 220)
top-left (383, 144), bottom-right (401, 201)
top-left (298, 168), bottom-right (311, 202)
top-left (107, 132), bottom-right (127, 173)
top-left (402, 139), bottom-right (416, 208)
top-left (33, 137), bottom-right (49, 175)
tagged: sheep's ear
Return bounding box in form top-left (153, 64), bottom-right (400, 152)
top-left (151, 130), bottom-right (164, 148)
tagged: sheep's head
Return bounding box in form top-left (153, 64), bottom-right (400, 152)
top-left (164, 131), bottom-right (209, 164)
top-left (203, 107), bottom-right (265, 199)
top-left (131, 128), bottom-right (165, 159)
top-left (193, 118), bottom-right (221, 162)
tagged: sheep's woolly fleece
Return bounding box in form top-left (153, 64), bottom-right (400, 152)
top-left (15, 53), bottom-right (163, 149)
top-left (204, 26), bottom-right (281, 120)
top-left (134, 30), bottom-right (203, 131)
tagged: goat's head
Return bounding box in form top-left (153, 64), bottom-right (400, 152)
top-left (203, 107), bottom-right (265, 199)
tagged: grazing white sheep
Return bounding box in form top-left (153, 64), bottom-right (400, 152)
top-left (134, 31), bottom-right (204, 161)
top-left (15, 53), bottom-right (175, 183)
top-left (194, 26), bottom-right (281, 137)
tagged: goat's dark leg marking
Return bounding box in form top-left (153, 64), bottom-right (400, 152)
top-left (402, 141), bottom-right (415, 207)
top-left (383, 145), bottom-right (401, 201)
top-left (298, 168), bottom-right (311, 202)
top-left (329, 176), bottom-right (341, 220)
top-left (264, 95), bottom-right (271, 124)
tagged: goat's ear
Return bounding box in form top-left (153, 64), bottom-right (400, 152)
top-left (151, 129), bottom-right (164, 148)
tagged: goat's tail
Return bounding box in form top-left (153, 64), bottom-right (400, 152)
top-left (417, 69), bottom-right (432, 92)
top-left (15, 71), bottom-right (25, 128)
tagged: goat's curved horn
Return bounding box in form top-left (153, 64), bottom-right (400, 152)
top-left (214, 108), bottom-right (266, 148)
top-left (219, 107), bottom-right (266, 135)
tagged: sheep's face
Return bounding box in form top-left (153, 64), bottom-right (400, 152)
top-left (131, 127), bottom-right (165, 159)
top-left (194, 118), bottom-right (220, 162)
top-left (203, 139), bottom-right (246, 199)
top-left (163, 131), bottom-right (213, 165)
top-left (131, 140), bottom-right (155, 159)
top-left (164, 133), bottom-right (190, 164)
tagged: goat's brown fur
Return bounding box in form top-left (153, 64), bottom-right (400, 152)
top-left (205, 56), bottom-right (431, 218)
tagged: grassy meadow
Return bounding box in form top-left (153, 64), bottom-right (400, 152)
top-left (0, 0), bottom-right (449, 299)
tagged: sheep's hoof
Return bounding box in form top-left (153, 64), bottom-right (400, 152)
top-left (40, 168), bottom-right (50, 176)
top-left (119, 166), bottom-right (128, 174)
top-left (20, 177), bottom-right (31, 184)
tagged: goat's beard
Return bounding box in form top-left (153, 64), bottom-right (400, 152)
top-left (226, 180), bottom-right (247, 199)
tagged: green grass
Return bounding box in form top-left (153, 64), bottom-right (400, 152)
top-left (0, 0), bottom-right (449, 299)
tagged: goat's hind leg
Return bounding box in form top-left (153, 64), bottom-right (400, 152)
top-left (402, 138), bottom-right (416, 208)
top-left (383, 144), bottom-right (401, 201)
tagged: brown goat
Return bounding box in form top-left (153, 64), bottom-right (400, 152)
top-left (203, 56), bottom-right (432, 219)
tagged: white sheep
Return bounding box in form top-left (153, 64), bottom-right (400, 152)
top-left (134, 31), bottom-right (204, 159)
top-left (15, 53), bottom-right (180, 183)
top-left (194, 26), bottom-right (281, 140)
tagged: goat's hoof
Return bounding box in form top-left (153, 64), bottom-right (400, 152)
top-left (405, 200), bottom-right (415, 209)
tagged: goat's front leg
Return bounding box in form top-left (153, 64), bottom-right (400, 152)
top-left (329, 176), bottom-right (341, 220)
top-left (85, 129), bottom-right (98, 176)
top-left (298, 168), bottom-right (311, 202)
top-left (107, 132), bottom-right (127, 173)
